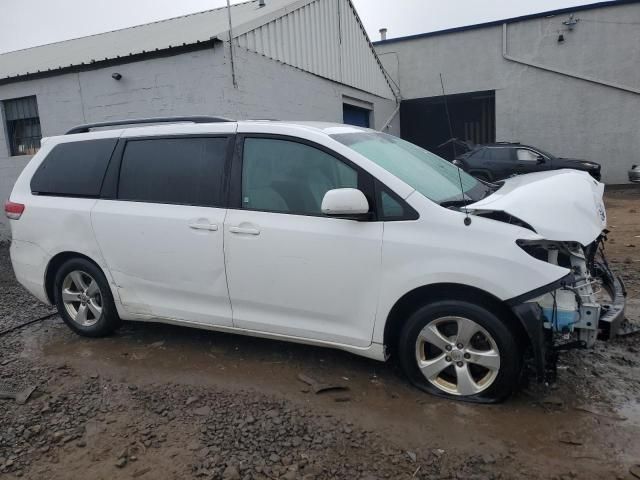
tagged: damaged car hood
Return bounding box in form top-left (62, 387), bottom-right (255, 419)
top-left (467, 170), bottom-right (606, 245)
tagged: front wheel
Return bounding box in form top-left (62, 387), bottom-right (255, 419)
top-left (398, 300), bottom-right (522, 403)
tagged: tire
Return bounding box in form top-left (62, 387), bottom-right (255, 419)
top-left (398, 300), bottom-right (522, 403)
top-left (53, 258), bottom-right (120, 337)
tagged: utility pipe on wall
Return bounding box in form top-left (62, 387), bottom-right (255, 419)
top-left (226, 0), bottom-right (238, 88)
top-left (501, 23), bottom-right (639, 95)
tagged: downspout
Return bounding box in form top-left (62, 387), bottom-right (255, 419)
top-left (379, 53), bottom-right (403, 131)
top-left (226, 0), bottom-right (238, 88)
top-left (502, 23), bottom-right (639, 95)
top-left (380, 101), bottom-right (401, 132)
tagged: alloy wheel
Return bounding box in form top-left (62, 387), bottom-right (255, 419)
top-left (415, 316), bottom-right (501, 396)
top-left (61, 270), bottom-right (103, 327)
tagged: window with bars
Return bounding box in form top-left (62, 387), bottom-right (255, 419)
top-left (3, 96), bottom-right (42, 156)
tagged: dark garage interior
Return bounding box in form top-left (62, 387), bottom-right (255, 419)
top-left (400, 90), bottom-right (495, 159)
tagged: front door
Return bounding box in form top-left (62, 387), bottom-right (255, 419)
top-left (224, 136), bottom-right (383, 347)
top-left (515, 148), bottom-right (544, 175)
top-left (91, 136), bottom-right (233, 326)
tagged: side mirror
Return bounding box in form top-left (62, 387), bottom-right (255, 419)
top-left (536, 155), bottom-right (545, 164)
top-left (321, 188), bottom-right (370, 219)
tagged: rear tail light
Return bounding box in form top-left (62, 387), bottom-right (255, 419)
top-left (4, 201), bottom-right (25, 220)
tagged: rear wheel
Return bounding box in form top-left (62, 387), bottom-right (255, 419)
top-left (54, 258), bottom-right (120, 337)
top-left (398, 300), bottom-right (522, 403)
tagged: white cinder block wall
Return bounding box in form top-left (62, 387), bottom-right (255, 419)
top-left (375, 2), bottom-right (640, 184)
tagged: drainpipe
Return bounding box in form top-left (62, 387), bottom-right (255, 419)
top-left (501, 23), bottom-right (639, 95)
top-left (378, 50), bottom-right (403, 132)
top-left (226, 0), bottom-right (238, 88)
top-left (380, 103), bottom-right (401, 132)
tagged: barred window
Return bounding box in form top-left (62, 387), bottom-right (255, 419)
top-left (3, 96), bottom-right (42, 156)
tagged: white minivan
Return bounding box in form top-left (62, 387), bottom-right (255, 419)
top-left (6, 117), bottom-right (626, 402)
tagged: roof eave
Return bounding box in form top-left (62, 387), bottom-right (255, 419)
top-left (0, 39), bottom-right (220, 86)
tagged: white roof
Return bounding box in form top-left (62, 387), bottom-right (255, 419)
top-left (0, 0), bottom-right (394, 99)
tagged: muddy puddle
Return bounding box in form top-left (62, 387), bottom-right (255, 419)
top-left (21, 314), bottom-right (640, 479)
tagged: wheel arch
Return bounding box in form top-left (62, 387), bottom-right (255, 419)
top-left (383, 283), bottom-right (528, 357)
top-left (44, 251), bottom-right (106, 304)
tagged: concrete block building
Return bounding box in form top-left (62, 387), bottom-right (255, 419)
top-left (0, 0), bottom-right (399, 238)
top-left (374, 0), bottom-right (640, 184)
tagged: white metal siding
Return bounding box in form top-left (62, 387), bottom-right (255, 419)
top-left (0, 0), bottom-right (307, 81)
top-left (236, 0), bottom-right (394, 99)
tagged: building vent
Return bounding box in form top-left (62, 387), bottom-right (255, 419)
top-left (379, 28), bottom-right (388, 41)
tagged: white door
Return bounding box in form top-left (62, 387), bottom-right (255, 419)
top-left (224, 137), bottom-right (383, 347)
top-left (91, 136), bottom-right (233, 326)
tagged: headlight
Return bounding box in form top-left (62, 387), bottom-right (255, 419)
top-left (516, 240), bottom-right (581, 267)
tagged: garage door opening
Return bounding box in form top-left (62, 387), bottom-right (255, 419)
top-left (400, 90), bottom-right (495, 160)
top-left (343, 103), bottom-right (371, 128)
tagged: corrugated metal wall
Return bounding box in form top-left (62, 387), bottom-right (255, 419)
top-left (236, 0), bottom-right (394, 99)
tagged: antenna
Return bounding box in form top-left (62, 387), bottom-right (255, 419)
top-left (439, 73), bottom-right (471, 226)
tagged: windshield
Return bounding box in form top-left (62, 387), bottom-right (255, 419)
top-left (331, 131), bottom-right (490, 204)
top-left (533, 147), bottom-right (555, 160)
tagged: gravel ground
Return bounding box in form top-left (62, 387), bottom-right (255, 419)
top-left (0, 241), bottom-right (499, 480)
top-left (0, 188), bottom-right (639, 480)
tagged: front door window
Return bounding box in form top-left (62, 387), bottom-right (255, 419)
top-left (242, 138), bottom-right (358, 216)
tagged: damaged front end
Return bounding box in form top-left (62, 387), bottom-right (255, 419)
top-left (508, 234), bottom-right (627, 382)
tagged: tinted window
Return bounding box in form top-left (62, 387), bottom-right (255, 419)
top-left (468, 148), bottom-right (486, 160)
top-left (31, 139), bottom-right (117, 196)
top-left (118, 137), bottom-right (228, 206)
top-left (242, 138), bottom-right (358, 215)
top-left (486, 147), bottom-right (512, 162)
top-left (381, 191), bottom-right (405, 219)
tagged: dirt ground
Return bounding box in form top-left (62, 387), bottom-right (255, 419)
top-left (0, 188), bottom-right (639, 480)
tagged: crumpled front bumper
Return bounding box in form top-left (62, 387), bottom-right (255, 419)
top-left (597, 262), bottom-right (627, 338)
top-left (508, 263), bottom-right (628, 382)
top-left (511, 301), bottom-right (549, 382)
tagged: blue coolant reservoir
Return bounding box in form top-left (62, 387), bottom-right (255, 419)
top-left (542, 307), bottom-right (579, 332)
top-left (537, 290), bottom-right (579, 332)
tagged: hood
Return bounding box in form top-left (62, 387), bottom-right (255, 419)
top-left (467, 170), bottom-right (606, 245)
top-left (555, 157), bottom-right (600, 170)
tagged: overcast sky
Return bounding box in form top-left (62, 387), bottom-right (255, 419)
top-left (0, 0), bottom-right (600, 54)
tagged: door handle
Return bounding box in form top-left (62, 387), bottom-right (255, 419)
top-left (188, 223), bottom-right (219, 231)
top-left (229, 226), bottom-right (260, 236)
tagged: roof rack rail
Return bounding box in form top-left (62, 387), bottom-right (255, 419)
top-left (65, 116), bottom-right (234, 135)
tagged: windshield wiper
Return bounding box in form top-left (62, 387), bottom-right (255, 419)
top-left (440, 198), bottom-right (475, 209)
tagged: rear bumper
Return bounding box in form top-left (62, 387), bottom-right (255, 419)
top-left (10, 240), bottom-right (51, 305)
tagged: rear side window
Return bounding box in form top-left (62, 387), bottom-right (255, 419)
top-left (30, 139), bottom-right (117, 196)
top-left (469, 148), bottom-right (486, 160)
top-left (486, 147), bottom-right (512, 162)
top-left (118, 137), bottom-right (228, 206)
